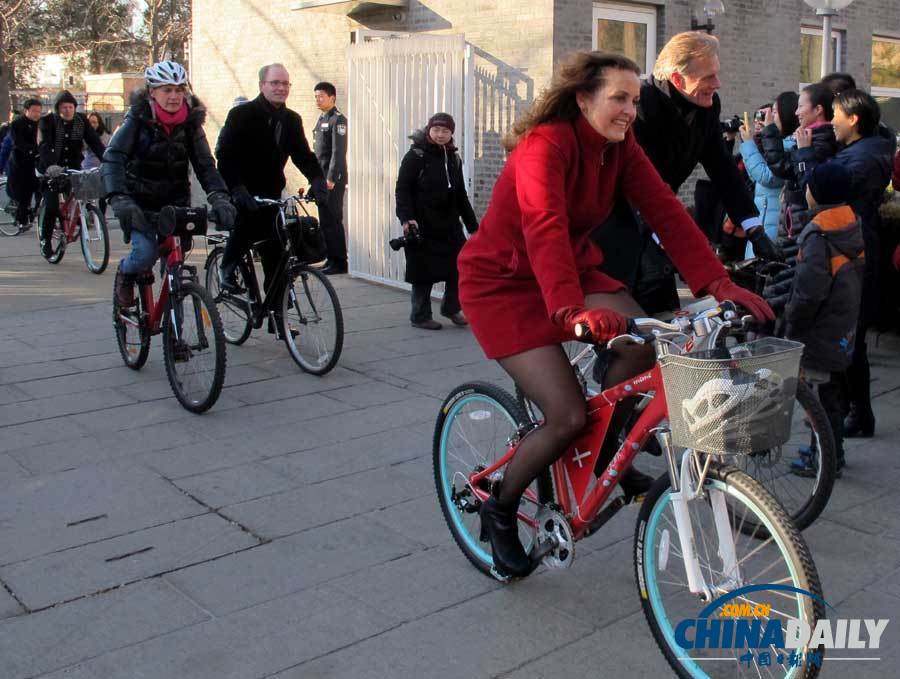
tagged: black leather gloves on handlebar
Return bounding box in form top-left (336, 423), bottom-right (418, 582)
top-left (109, 195), bottom-right (147, 243)
top-left (310, 177), bottom-right (329, 205)
top-left (207, 191), bottom-right (237, 230)
top-left (747, 227), bottom-right (784, 262)
top-left (705, 277), bottom-right (775, 322)
top-left (230, 185), bottom-right (259, 213)
top-left (552, 305), bottom-right (627, 343)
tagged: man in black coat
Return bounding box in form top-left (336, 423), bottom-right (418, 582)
top-left (312, 81), bottom-right (349, 275)
top-left (5, 99), bottom-right (42, 226)
top-left (593, 31), bottom-right (780, 314)
top-left (216, 63), bottom-right (326, 309)
top-left (37, 90), bottom-right (106, 255)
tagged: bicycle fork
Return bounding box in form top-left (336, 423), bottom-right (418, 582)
top-left (658, 431), bottom-right (741, 603)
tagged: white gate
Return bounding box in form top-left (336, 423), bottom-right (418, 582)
top-left (347, 34), bottom-right (473, 288)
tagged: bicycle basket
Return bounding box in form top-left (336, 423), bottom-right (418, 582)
top-left (70, 170), bottom-right (103, 201)
top-left (658, 337), bottom-right (803, 454)
top-left (287, 215), bottom-right (327, 264)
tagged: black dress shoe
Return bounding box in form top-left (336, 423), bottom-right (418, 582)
top-left (479, 496), bottom-right (533, 578)
top-left (322, 262), bottom-right (348, 275)
top-left (844, 410), bottom-right (875, 438)
top-left (620, 467), bottom-right (654, 500)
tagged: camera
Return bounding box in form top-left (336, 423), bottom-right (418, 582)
top-left (389, 223), bottom-right (423, 251)
top-left (754, 109), bottom-right (767, 123)
top-left (720, 115), bottom-right (741, 134)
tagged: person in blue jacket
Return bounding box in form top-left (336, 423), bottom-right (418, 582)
top-left (738, 92), bottom-right (799, 256)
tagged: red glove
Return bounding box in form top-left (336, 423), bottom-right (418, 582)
top-left (705, 277), bottom-right (775, 322)
top-left (552, 305), bottom-right (627, 342)
top-left (893, 244), bottom-right (900, 272)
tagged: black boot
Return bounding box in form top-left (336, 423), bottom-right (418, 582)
top-left (844, 406), bottom-right (875, 438)
top-left (620, 467), bottom-right (654, 500)
top-left (114, 265), bottom-right (136, 307)
top-left (479, 496), bottom-right (533, 578)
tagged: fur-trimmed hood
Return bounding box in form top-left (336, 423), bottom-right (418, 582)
top-left (408, 127), bottom-right (457, 154)
top-left (126, 88), bottom-right (207, 126)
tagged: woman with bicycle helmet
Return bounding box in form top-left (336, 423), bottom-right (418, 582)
top-left (457, 51), bottom-right (774, 578)
top-left (102, 60), bottom-right (236, 306)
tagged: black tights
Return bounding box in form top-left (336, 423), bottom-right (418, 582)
top-left (496, 292), bottom-right (656, 507)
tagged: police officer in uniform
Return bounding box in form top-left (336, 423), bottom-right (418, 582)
top-left (37, 90), bottom-right (106, 256)
top-left (312, 82), bottom-right (348, 275)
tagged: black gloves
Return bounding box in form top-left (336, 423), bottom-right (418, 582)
top-left (109, 195), bottom-right (147, 242)
top-left (231, 185), bottom-right (258, 213)
top-left (747, 227), bottom-right (784, 262)
top-left (208, 191), bottom-right (237, 230)
top-left (310, 177), bottom-right (329, 204)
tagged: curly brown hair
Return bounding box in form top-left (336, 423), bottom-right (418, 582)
top-left (504, 51), bottom-right (641, 151)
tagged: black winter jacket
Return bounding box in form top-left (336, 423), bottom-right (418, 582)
top-left (38, 112), bottom-right (105, 172)
top-left (101, 91), bottom-right (228, 214)
top-left (785, 205), bottom-right (864, 371)
top-left (6, 115), bottom-right (40, 200)
top-left (215, 94), bottom-right (323, 199)
top-left (395, 130), bottom-right (478, 284)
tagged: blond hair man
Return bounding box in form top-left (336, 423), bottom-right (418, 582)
top-left (594, 31), bottom-right (780, 314)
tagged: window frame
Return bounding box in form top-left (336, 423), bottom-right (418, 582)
top-left (592, 2), bottom-right (657, 78)
top-left (872, 34), bottom-right (900, 98)
top-left (799, 25), bottom-right (843, 89)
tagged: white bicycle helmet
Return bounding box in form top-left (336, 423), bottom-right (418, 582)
top-left (681, 368), bottom-right (786, 449)
top-left (144, 61), bottom-right (188, 89)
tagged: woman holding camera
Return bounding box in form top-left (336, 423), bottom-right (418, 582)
top-left (395, 113), bottom-right (479, 330)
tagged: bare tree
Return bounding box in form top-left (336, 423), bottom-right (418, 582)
top-left (143, 0), bottom-right (189, 65)
top-left (0, 0), bottom-right (41, 119)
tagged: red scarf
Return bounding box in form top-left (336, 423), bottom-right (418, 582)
top-left (152, 101), bottom-right (189, 136)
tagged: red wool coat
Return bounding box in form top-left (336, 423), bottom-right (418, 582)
top-left (458, 115), bottom-right (727, 359)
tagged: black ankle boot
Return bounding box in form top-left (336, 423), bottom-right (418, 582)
top-left (620, 467), bottom-right (654, 500)
top-left (479, 496), bottom-right (533, 578)
top-left (844, 408), bottom-right (875, 438)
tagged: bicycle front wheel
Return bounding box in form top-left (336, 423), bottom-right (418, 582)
top-left (730, 381), bottom-right (836, 533)
top-left (162, 281), bottom-right (226, 413)
top-left (80, 203), bottom-right (109, 274)
top-left (280, 266), bottom-right (343, 375)
top-left (0, 181), bottom-right (20, 236)
top-left (204, 247), bottom-right (252, 345)
top-left (636, 464), bottom-right (825, 679)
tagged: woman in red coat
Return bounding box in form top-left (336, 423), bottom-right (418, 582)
top-left (458, 52), bottom-right (773, 578)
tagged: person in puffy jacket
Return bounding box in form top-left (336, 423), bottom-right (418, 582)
top-left (785, 163), bottom-right (864, 476)
top-left (102, 60), bottom-right (236, 307)
top-left (738, 92), bottom-right (799, 254)
top-left (395, 113), bottom-right (478, 330)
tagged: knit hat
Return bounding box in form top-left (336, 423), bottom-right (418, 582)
top-left (53, 90), bottom-right (78, 112)
top-left (426, 112), bottom-right (455, 133)
top-left (807, 163), bottom-right (853, 205)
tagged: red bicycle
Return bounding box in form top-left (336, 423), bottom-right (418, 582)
top-left (38, 168), bottom-right (109, 273)
top-left (113, 206), bottom-right (226, 413)
top-left (434, 304), bottom-right (825, 678)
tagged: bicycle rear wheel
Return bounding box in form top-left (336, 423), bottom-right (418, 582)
top-left (80, 203), bottom-right (109, 274)
top-left (37, 201), bottom-right (66, 263)
top-left (0, 181), bottom-right (20, 236)
top-left (280, 266), bottom-right (343, 375)
top-left (113, 283), bottom-right (150, 370)
top-left (434, 382), bottom-right (548, 578)
top-left (729, 381), bottom-right (836, 533)
top-left (204, 247), bottom-right (252, 345)
top-left (635, 464), bottom-right (825, 679)
top-left (162, 281), bottom-right (226, 413)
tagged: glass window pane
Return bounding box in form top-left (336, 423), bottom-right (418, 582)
top-left (873, 39), bottom-right (900, 89)
top-left (800, 33), bottom-right (838, 83)
top-left (875, 96), bottom-right (900, 132)
top-left (597, 19), bottom-right (647, 72)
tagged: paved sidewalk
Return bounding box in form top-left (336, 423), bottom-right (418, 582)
top-left (2, 227), bottom-right (900, 678)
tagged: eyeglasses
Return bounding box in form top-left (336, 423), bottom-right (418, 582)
top-left (264, 80), bottom-right (291, 88)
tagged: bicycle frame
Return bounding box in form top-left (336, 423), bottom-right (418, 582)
top-left (133, 236), bottom-right (185, 335)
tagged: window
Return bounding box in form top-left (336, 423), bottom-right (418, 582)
top-left (872, 36), bottom-right (900, 133)
top-left (800, 26), bottom-right (842, 87)
top-left (593, 3), bottom-right (657, 77)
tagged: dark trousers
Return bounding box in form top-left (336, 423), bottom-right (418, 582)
top-left (411, 270), bottom-right (461, 323)
top-left (320, 183), bottom-right (347, 265)
top-left (847, 225), bottom-right (879, 417)
top-left (221, 206), bottom-right (282, 299)
top-left (39, 188), bottom-right (60, 242)
top-left (817, 372), bottom-right (849, 463)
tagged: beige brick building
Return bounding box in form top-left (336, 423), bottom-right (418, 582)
top-left (191, 0), bottom-right (900, 279)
